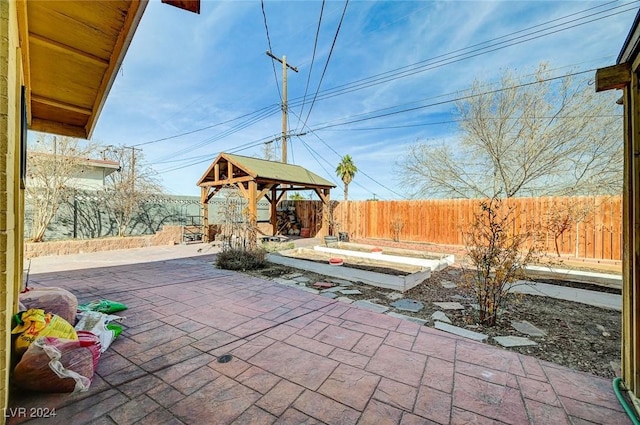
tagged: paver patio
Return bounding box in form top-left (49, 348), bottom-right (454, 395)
top-left (7, 246), bottom-right (630, 424)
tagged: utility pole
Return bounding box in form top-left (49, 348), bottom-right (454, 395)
top-left (125, 146), bottom-right (142, 193)
top-left (266, 51), bottom-right (298, 164)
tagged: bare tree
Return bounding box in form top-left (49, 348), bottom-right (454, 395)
top-left (100, 146), bottom-right (163, 237)
top-left (26, 135), bottom-right (97, 242)
top-left (400, 63), bottom-right (623, 199)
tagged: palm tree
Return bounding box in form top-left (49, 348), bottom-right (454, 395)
top-left (336, 155), bottom-right (358, 201)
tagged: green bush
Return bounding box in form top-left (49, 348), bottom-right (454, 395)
top-left (215, 248), bottom-right (267, 271)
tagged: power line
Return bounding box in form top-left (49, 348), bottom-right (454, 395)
top-left (287, 2), bottom-right (638, 115)
top-left (261, 0), bottom-right (282, 102)
top-left (301, 0), bottom-right (350, 130)
top-left (309, 68), bottom-right (600, 132)
top-left (131, 2), bottom-right (632, 154)
top-left (296, 0), bottom-right (325, 131)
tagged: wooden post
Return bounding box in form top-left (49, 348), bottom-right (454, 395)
top-left (598, 59), bottom-right (640, 398)
top-left (248, 180), bottom-right (258, 249)
top-left (271, 187), bottom-right (278, 236)
top-left (200, 186), bottom-right (209, 242)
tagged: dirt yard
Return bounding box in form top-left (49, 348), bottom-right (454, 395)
top-left (246, 241), bottom-right (622, 380)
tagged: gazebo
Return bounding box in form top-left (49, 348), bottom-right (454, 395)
top-left (196, 153), bottom-right (336, 242)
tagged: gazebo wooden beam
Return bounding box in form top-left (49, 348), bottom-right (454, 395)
top-left (200, 176), bottom-right (253, 187)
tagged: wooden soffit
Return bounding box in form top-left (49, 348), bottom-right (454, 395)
top-left (17, 0), bottom-right (148, 139)
top-left (161, 0), bottom-right (201, 14)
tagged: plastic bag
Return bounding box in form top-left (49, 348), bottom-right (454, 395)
top-left (13, 336), bottom-right (100, 393)
top-left (74, 311), bottom-right (124, 352)
top-left (12, 309), bottom-right (78, 356)
top-left (78, 299), bottom-right (127, 314)
top-left (19, 287), bottom-right (78, 324)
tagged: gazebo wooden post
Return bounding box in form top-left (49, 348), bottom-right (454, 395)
top-left (318, 188), bottom-right (330, 238)
top-left (248, 180), bottom-right (258, 249)
top-left (271, 187), bottom-right (278, 236)
top-left (200, 186), bottom-right (209, 242)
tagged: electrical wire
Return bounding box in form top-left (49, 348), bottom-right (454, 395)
top-left (131, 2), bottom-right (631, 155)
top-left (261, 0), bottom-right (282, 102)
top-left (301, 0), bottom-right (350, 131)
top-left (296, 0), bottom-right (325, 131)
top-left (309, 68), bottom-right (599, 132)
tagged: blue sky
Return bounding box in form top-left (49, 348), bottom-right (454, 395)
top-left (89, 0), bottom-right (638, 200)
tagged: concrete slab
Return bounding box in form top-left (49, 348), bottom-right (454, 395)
top-left (273, 278), bottom-right (299, 287)
top-left (511, 320), bottom-right (547, 337)
top-left (336, 297), bottom-right (353, 304)
top-left (493, 336), bottom-right (538, 347)
top-left (433, 301), bottom-right (465, 310)
top-left (440, 280), bottom-right (458, 289)
top-left (434, 322), bottom-right (488, 341)
top-left (391, 299), bottom-right (424, 313)
top-left (293, 276), bottom-right (311, 283)
top-left (321, 292), bottom-right (338, 299)
top-left (321, 286), bottom-right (347, 293)
top-left (510, 281), bottom-right (621, 311)
top-left (353, 300), bottom-right (389, 313)
top-left (525, 265), bottom-right (621, 290)
top-left (431, 311), bottom-right (452, 324)
top-left (340, 289), bottom-right (362, 295)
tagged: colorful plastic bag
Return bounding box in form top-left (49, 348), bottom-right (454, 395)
top-left (78, 299), bottom-right (127, 314)
top-left (13, 336), bottom-right (100, 393)
top-left (12, 309), bottom-right (78, 356)
top-left (74, 311), bottom-right (124, 352)
top-left (19, 287), bottom-right (78, 324)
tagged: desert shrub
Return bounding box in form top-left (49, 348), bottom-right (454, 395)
top-left (215, 248), bottom-right (267, 271)
top-left (462, 197), bottom-right (539, 326)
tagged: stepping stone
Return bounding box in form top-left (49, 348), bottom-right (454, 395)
top-left (386, 312), bottom-right (428, 326)
top-left (431, 311), bottom-right (452, 324)
top-left (493, 336), bottom-right (538, 347)
top-left (511, 320), bottom-right (547, 337)
top-left (273, 278), bottom-right (299, 287)
top-left (391, 299), bottom-right (424, 313)
top-left (293, 276), bottom-right (311, 283)
top-left (285, 273), bottom-right (303, 279)
top-left (321, 286), bottom-right (347, 293)
top-left (321, 292), bottom-right (338, 299)
top-left (336, 297), bottom-right (353, 304)
top-left (433, 301), bottom-right (465, 310)
top-left (353, 300), bottom-right (389, 313)
top-left (299, 287), bottom-right (320, 295)
top-left (313, 281), bottom-right (335, 289)
top-left (340, 289), bottom-right (362, 295)
top-left (330, 279), bottom-right (354, 287)
top-left (385, 292), bottom-right (404, 300)
top-left (440, 280), bottom-right (457, 289)
top-left (435, 322), bottom-right (488, 342)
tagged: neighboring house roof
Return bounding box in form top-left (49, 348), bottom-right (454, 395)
top-left (28, 152), bottom-right (120, 176)
top-left (197, 153), bottom-right (336, 189)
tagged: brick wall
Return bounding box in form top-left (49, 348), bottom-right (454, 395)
top-left (0, 1), bottom-right (21, 420)
top-left (24, 225), bottom-right (184, 259)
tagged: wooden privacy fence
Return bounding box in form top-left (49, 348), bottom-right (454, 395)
top-left (286, 195), bottom-right (623, 261)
